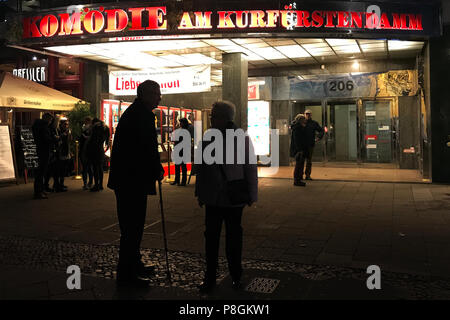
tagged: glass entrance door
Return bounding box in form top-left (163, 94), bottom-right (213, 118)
top-left (362, 101), bottom-right (393, 163)
top-left (326, 102), bottom-right (358, 162)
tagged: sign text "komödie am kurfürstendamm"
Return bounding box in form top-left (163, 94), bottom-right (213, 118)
top-left (23, 5), bottom-right (425, 39)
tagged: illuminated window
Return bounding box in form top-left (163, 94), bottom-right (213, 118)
top-left (58, 58), bottom-right (80, 77)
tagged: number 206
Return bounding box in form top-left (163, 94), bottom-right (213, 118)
top-left (329, 80), bottom-right (354, 91)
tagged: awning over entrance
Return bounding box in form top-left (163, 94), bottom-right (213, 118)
top-left (0, 72), bottom-right (81, 111)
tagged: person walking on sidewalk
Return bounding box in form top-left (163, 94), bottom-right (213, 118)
top-left (170, 118), bottom-right (192, 186)
top-left (32, 113), bottom-right (54, 199)
top-left (107, 80), bottom-right (165, 288)
top-left (290, 114), bottom-right (309, 187)
top-left (87, 118), bottom-right (109, 192)
top-left (195, 101), bottom-right (258, 294)
top-left (303, 109), bottom-right (324, 180)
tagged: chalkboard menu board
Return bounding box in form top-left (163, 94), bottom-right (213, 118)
top-left (19, 127), bottom-right (39, 169)
top-left (0, 125), bottom-right (16, 181)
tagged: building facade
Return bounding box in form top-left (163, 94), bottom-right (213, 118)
top-left (1, 0), bottom-right (449, 182)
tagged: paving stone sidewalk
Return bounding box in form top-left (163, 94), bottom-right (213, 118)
top-left (1, 236), bottom-right (450, 300)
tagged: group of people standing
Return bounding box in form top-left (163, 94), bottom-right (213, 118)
top-left (31, 81), bottom-right (321, 293)
top-left (32, 113), bottom-right (72, 199)
top-left (79, 117), bottom-right (110, 192)
top-left (32, 113), bottom-right (110, 199)
top-left (290, 109), bottom-right (324, 187)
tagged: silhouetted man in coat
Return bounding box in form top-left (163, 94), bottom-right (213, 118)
top-left (108, 80), bottom-right (165, 287)
top-left (304, 109), bottom-right (324, 180)
top-left (32, 113), bottom-right (54, 199)
top-left (290, 114), bottom-right (309, 187)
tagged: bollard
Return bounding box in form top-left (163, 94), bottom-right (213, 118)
top-left (73, 140), bottom-right (82, 180)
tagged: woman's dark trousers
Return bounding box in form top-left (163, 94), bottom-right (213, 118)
top-left (204, 205), bottom-right (244, 283)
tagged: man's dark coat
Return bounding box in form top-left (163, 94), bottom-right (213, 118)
top-left (107, 99), bottom-right (163, 195)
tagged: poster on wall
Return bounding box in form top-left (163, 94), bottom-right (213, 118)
top-left (0, 125), bottom-right (16, 181)
top-left (120, 102), bottom-right (132, 116)
top-left (248, 101), bottom-right (270, 156)
top-left (101, 99), bottom-right (120, 136)
top-left (248, 84), bottom-right (260, 100)
top-left (109, 65), bottom-right (211, 96)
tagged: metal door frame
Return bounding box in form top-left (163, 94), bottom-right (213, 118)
top-left (360, 98), bottom-right (398, 167)
top-left (323, 98), bottom-right (360, 164)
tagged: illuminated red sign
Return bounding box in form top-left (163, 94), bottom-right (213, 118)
top-left (365, 135), bottom-right (378, 140)
top-left (22, 5), bottom-right (430, 39)
top-left (23, 6), bottom-right (167, 38)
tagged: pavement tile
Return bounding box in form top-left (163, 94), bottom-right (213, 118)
top-left (285, 244), bottom-right (323, 256)
top-left (4, 281), bottom-right (50, 300)
top-left (278, 254), bottom-right (316, 264)
top-left (323, 243), bottom-right (358, 256)
top-left (50, 289), bottom-right (97, 300)
top-left (384, 261), bottom-right (431, 277)
top-left (353, 245), bottom-right (391, 264)
top-left (299, 223), bottom-right (336, 241)
top-left (260, 237), bottom-right (296, 249)
top-left (304, 278), bottom-right (402, 300)
top-left (246, 247), bottom-right (286, 260)
top-left (316, 253), bottom-right (353, 267)
top-left (428, 261), bottom-right (450, 278)
top-left (426, 243), bottom-right (450, 261)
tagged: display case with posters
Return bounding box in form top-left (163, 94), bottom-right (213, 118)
top-left (181, 108), bottom-right (193, 123)
top-left (111, 103), bottom-right (119, 138)
top-left (119, 101), bottom-right (131, 117)
top-left (153, 107), bottom-right (163, 145)
top-left (168, 107), bottom-right (181, 150)
top-left (101, 99), bottom-right (120, 138)
top-left (154, 106), bottom-right (169, 162)
top-left (248, 100), bottom-right (270, 156)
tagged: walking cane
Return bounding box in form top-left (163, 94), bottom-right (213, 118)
top-left (158, 180), bottom-right (172, 282)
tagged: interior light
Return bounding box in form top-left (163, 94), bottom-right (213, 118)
top-left (256, 47), bottom-right (286, 60)
top-left (352, 61), bottom-right (360, 70)
top-left (274, 45), bottom-right (310, 58)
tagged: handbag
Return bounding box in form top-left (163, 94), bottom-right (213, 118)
top-left (220, 165), bottom-right (250, 205)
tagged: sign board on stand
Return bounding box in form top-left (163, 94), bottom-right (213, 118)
top-left (19, 127), bottom-right (39, 169)
top-left (0, 125), bottom-right (16, 182)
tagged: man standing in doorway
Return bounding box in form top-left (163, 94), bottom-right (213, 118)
top-left (108, 80), bottom-right (165, 288)
top-left (304, 109), bottom-right (324, 180)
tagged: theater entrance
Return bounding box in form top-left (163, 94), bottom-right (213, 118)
top-left (292, 99), bottom-right (396, 166)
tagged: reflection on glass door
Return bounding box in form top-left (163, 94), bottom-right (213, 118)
top-left (362, 101), bottom-right (392, 163)
top-left (326, 103), bottom-right (358, 162)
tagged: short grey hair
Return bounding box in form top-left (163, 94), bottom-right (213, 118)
top-left (212, 100), bottom-right (235, 121)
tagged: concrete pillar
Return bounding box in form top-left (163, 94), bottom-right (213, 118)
top-left (222, 53), bottom-right (248, 130)
top-left (82, 61), bottom-right (108, 117)
top-left (427, 24), bottom-right (450, 183)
